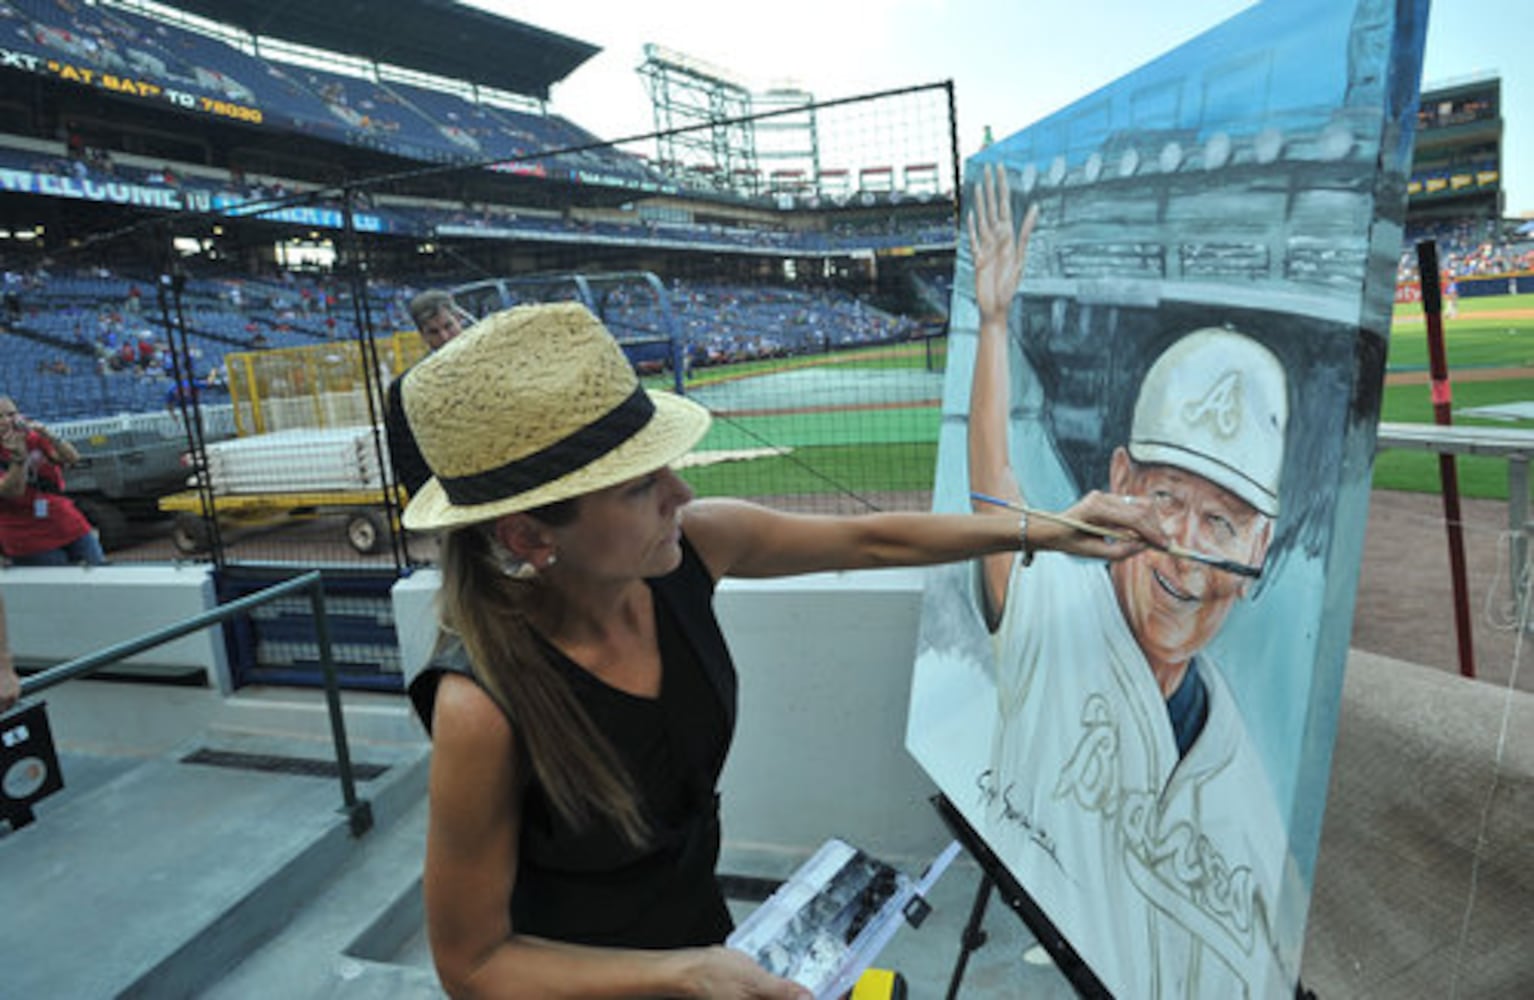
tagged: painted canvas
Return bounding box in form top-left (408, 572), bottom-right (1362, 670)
top-left (906, 1), bottom-right (1430, 996)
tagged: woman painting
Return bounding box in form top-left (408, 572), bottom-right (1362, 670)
top-left (402, 302), bottom-right (1162, 997)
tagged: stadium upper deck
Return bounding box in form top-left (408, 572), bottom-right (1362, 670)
top-left (0, 0), bottom-right (961, 297)
top-left (0, 0), bottom-right (664, 189)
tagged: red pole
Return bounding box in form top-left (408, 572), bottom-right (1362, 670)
top-left (1414, 239), bottom-right (1475, 679)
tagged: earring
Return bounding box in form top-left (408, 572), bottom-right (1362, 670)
top-left (502, 551), bottom-right (555, 581)
top-left (505, 560), bottom-right (539, 581)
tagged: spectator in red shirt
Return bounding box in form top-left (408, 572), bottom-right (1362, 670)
top-left (0, 397), bottom-right (104, 566)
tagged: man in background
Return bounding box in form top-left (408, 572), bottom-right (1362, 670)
top-left (385, 290), bottom-right (468, 499)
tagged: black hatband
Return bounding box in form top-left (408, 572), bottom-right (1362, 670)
top-left (440, 387), bottom-right (654, 505)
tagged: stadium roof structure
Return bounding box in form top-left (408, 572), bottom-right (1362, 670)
top-left (159, 0), bottom-right (598, 100)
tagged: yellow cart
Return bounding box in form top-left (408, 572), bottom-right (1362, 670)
top-left (158, 332), bottom-right (422, 557)
top-left (158, 488), bottom-right (399, 555)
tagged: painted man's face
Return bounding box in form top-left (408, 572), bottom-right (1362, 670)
top-left (1108, 450), bottom-right (1273, 672)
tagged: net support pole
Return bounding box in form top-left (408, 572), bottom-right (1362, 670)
top-left (1415, 239), bottom-right (1475, 679)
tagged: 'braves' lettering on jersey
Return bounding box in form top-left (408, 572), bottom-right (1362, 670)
top-left (985, 551), bottom-right (1295, 999)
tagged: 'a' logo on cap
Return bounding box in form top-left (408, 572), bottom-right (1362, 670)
top-left (1180, 370), bottom-right (1243, 438)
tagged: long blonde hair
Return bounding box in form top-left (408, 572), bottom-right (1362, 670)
top-left (437, 513), bottom-right (649, 846)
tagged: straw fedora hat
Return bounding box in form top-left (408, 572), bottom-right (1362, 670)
top-left (401, 302), bottom-right (710, 531)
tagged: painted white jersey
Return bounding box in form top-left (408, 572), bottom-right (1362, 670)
top-left (986, 551), bottom-right (1296, 999)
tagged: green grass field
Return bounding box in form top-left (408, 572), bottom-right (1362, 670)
top-left (679, 441), bottom-right (939, 499)
top-left (1376, 293), bottom-right (1534, 499)
top-left (1387, 293), bottom-right (1534, 370)
top-left (666, 341), bottom-right (944, 502)
top-left (667, 298), bottom-right (1534, 503)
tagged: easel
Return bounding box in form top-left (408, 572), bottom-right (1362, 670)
top-left (931, 794), bottom-right (1111, 999)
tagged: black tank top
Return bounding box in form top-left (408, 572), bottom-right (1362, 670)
top-left (410, 537), bottom-right (739, 947)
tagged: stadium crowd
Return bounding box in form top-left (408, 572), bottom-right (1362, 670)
top-left (1395, 217), bottom-right (1534, 285)
top-left (1, 258), bottom-right (931, 422)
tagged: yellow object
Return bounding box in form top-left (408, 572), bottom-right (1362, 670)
top-left (225, 330), bottom-right (427, 437)
top-left (156, 488), bottom-right (399, 555)
top-left (851, 968), bottom-right (906, 1000)
top-left (158, 488), bottom-right (394, 515)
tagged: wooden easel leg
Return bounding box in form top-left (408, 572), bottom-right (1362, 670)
top-left (944, 871), bottom-right (994, 1000)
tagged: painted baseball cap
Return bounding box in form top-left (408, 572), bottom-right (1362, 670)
top-left (1127, 327), bottom-right (1288, 517)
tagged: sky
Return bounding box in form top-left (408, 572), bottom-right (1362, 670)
top-left (468, 0), bottom-right (1532, 217)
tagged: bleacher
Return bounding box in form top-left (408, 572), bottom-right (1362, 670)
top-left (0, 125), bottom-right (952, 259)
top-left (664, 280), bottom-right (920, 367)
top-left (1396, 217), bottom-right (1534, 291)
top-left (288, 65), bottom-right (473, 164)
top-left (376, 80), bottom-right (495, 160)
top-left (6, 1), bottom-right (338, 140)
top-left (0, 266), bottom-right (925, 425)
top-left (0, 326), bottom-right (177, 421)
top-left (0, 264), bottom-right (418, 423)
top-left (0, 0), bottom-right (954, 428)
top-left (0, 0), bottom-right (659, 184)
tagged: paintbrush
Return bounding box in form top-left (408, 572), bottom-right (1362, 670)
top-left (970, 491), bottom-right (1262, 580)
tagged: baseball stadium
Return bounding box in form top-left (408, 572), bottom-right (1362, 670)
top-left (0, 2), bottom-right (1529, 997)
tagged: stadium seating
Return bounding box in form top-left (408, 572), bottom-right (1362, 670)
top-left (0, 0), bottom-right (955, 425)
top-left (3, 0), bottom-right (672, 179)
top-left (103, 6), bottom-right (352, 141)
top-left (0, 262), bottom-right (419, 421)
top-left (1398, 218), bottom-right (1534, 283)
top-left (0, 127), bottom-right (949, 258)
top-left (287, 65), bottom-right (473, 163)
top-left (3, 266), bottom-right (921, 420)
top-left (0, 274), bottom-right (925, 423)
top-left (381, 81), bottom-right (521, 162)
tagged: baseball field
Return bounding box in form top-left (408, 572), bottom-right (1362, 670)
top-left (1379, 291), bottom-right (1534, 498)
top-left (662, 292), bottom-right (1534, 507)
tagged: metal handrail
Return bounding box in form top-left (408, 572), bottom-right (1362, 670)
top-left (18, 569), bottom-right (373, 836)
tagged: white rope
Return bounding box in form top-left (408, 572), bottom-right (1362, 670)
top-left (1480, 528), bottom-right (1526, 631)
top-left (1448, 529), bottom-right (1529, 1000)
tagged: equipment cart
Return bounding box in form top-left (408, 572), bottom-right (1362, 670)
top-left (158, 487), bottom-right (395, 555)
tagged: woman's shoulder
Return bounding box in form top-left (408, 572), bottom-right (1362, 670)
top-left (423, 671), bottom-right (524, 798)
top-left (678, 498), bottom-right (768, 580)
top-left (432, 671), bottom-right (505, 731)
top-left (409, 640), bottom-right (489, 734)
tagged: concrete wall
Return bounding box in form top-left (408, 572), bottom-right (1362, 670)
top-left (0, 565), bottom-right (230, 691)
top-left (6, 562), bottom-right (940, 868)
top-left (391, 569), bottom-right (441, 690)
top-left (1302, 651), bottom-right (1533, 996)
top-left (715, 569), bottom-right (946, 870)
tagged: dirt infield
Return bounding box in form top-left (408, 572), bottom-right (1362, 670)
top-left (1384, 365), bottom-right (1534, 386)
top-left (1355, 489), bottom-right (1532, 693)
top-left (1392, 307), bottom-right (1534, 324)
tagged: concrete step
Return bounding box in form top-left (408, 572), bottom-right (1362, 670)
top-left (203, 796), bottom-right (443, 999)
top-left (0, 725), bottom-right (429, 999)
